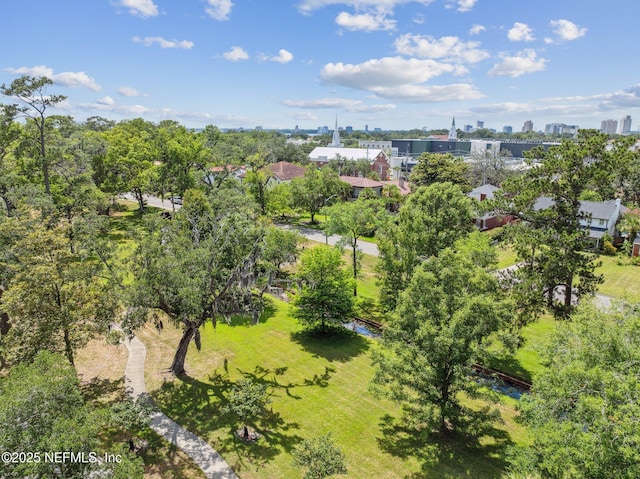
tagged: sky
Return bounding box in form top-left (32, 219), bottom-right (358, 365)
top-left (1, 0), bottom-right (639, 132)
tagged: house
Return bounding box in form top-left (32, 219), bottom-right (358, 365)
top-left (206, 164), bottom-right (247, 185)
top-left (262, 161), bottom-right (305, 184)
top-left (308, 147), bottom-right (391, 180)
top-left (339, 176), bottom-right (384, 199)
top-left (381, 177), bottom-right (411, 196)
top-left (533, 197), bottom-right (627, 244)
top-left (467, 184), bottom-right (515, 230)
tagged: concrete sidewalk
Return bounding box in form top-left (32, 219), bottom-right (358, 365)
top-left (123, 335), bottom-right (238, 479)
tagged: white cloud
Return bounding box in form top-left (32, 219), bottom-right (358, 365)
top-left (114, 0), bottom-right (158, 18)
top-left (223, 46), bottom-right (249, 61)
top-left (335, 11), bottom-right (396, 31)
top-left (97, 96), bottom-right (115, 106)
top-left (297, 0), bottom-right (434, 15)
top-left (132, 36), bottom-right (194, 49)
top-left (320, 57), bottom-right (482, 102)
top-left (371, 83), bottom-right (484, 102)
top-left (469, 24), bottom-right (485, 35)
top-left (549, 19), bottom-right (587, 41)
top-left (488, 49), bottom-right (548, 78)
top-left (205, 0), bottom-right (233, 21)
top-left (6, 65), bottom-right (101, 91)
top-left (508, 22), bottom-right (534, 42)
top-left (321, 57), bottom-right (457, 89)
top-left (289, 111), bottom-right (318, 121)
top-left (271, 49), bottom-right (294, 64)
top-left (282, 97), bottom-right (396, 112)
top-left (118, 86), bottom-right (142, 97)
top-left (394, 34), bottom-right (489, 63)
top-left (454, 0), bottom-right (477, 12)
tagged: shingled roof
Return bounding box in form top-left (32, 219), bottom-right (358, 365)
top-left (266, 161), bottom-right (305, 181)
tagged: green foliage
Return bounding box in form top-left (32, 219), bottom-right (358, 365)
top-left (292, 433), bottom-right (348, 479)
top-left (223, 378), bottom-right (271, 428)
top-left (323, 199), bottom-right (381, 295)
top-left (126, 187), bottom-right (268, 374)
top-left (376, 182), bottom-right (475, 311)
top-left (0, 220), bottom-right (118, 366)
top-left (498, 130), bottom-right (616, 320)
top-left (263, 226), bottom-right (300, 271)
top-left (409, 152), bottom-right (471, 192)
top-left (292, 246), bottom-right (355, 329)
top-left (0, 351), bottom-right (103, 478)
top-left (289, 166), bottom-right (350, 223)
top-left (511, 302), bottom-right (640, 478)
top-left (373, 248), bottom-right (511, 433)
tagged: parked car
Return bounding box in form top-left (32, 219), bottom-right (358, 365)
top-left (170, 196), bottom-right (182, 205)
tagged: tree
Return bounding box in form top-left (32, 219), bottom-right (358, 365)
top-left (291, 246), bottom-right (355, 331)
top-left (372, 247), bottom-right (510, 433)
top-left (223, 379), bottom-right (271, 439)
top-left (1, 75), bottom-right (67, 195)
top-left (511, 302), bottom-right (640, 478)
top-left (323, 198), bottom-right (380, 296)
top-left (409, 152), bottom-right (471, 192)
top-left (497, 130), bottom-right (622, 319)
top-left (97, 118), bottom-right (158, 212)
top-left (290, 166), bottom-right (349, 223)
top-left (126, 188), bottom-right (268, 375)
top-left (0, 351), bottom-right (102, 478)
top-left (0, 221), bottom-right (118, 366)
top-left (468, 147), bottom-right (511, 186)
top-left (376, 182), bottom-right (475, 311)
top-left (156, 121), bottom-right (208, 198)
top-left (292, 433), bottom-right (347, 479)
top-left (618, 211), bottom-right (640, 248)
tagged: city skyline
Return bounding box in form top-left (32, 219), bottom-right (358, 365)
top-left (1, 1), bottom-right (639, 131)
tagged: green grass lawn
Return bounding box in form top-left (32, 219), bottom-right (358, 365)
top-left (139, 300), bottom-right (526, 479)
top-left (595, 255), bottom-right (640, 299)
top-left (485, 315), bottom-right (555, 384)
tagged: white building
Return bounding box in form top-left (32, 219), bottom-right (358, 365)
top-left (619, 115), bottom-right (632, 135)
top-left (601, 119), bottom-right (618, 135)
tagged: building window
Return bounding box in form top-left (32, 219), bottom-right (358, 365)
top-left (598, 219), bottom-right (606, 226)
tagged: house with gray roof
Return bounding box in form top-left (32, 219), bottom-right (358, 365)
top-left (533, 197), bottom-right (627, 244)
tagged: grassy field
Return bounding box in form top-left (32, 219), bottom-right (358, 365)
top-left (595, 255), bottom-right (640, 299)
top-left (139, 299), bottom-right (527, 479)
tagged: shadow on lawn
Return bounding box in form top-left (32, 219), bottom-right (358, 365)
top-left (80, 377), bottom-right (126, 404)
top-left (377, 414), bottom-right (512, 479)
top-left (151, 366), bottom-right (306, 473)
top-left (290, 325), bottom-right (371, 362)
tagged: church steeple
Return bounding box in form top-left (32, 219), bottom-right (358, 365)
top-left (448, 116), bottom-right (457, 141)
top-left (330, 114), bottom-right (343, 147)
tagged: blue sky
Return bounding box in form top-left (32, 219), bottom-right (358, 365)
top-left (1, 0), bottom-right (639, 132)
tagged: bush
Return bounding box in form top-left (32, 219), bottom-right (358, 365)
top-left (602, 240), bottom-right (617, 256)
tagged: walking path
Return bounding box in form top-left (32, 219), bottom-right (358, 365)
top-left (123, 334), bottom-right (238, 479)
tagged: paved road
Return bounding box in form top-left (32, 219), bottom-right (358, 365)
top-left (123, 334), bottom-right (238, 479)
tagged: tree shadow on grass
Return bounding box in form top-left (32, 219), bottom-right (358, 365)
top-left (80, 377), bottom-right (126, 404)
top-left (484, 352), bottom-right (532, 384)
top-left (150, 367), bottom-right (305, 473)
top-left (290, 325), bottom-right (371, 362)
top-left (377, 414), bottom-right (513, 479)
top-left (200, 297), bottom-right (278, 329)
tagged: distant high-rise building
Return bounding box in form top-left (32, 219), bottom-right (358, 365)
top-left (364, 124), bottom-right (369, 132)
top-left (345, 125), bottom-right (353, 133)
top-left (503, 126), bottom-right (513, 134)
top-left (600, 119), bottom-right (618, 135)
top-left (544, 123), bottom-right (579, 135)
top-left (522, 120), bottom-right (534, 132)
top-left (448, 117), bottom-right (457, 141)
top-left (463, 124), bottom-right (473, 133)
top-left (619, 115), bottom-right (632, 135)
top-left (477, 120), bottom-right (484, 129)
